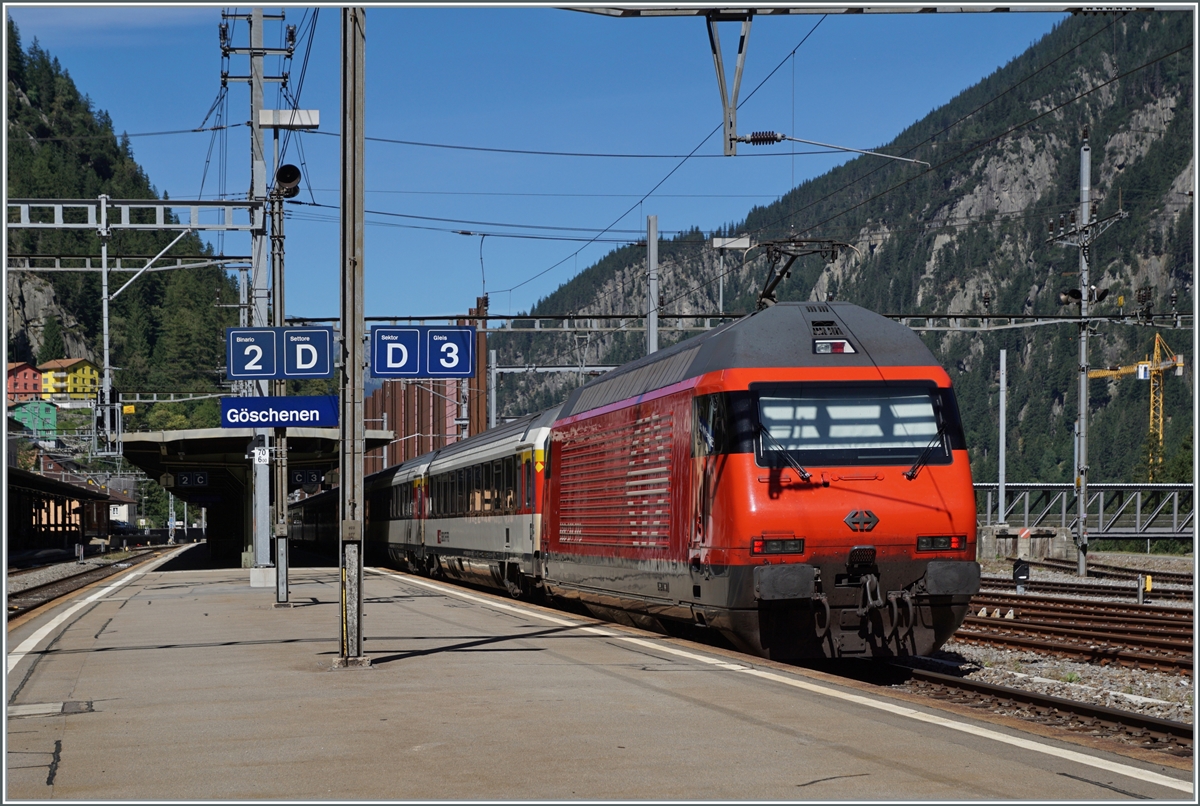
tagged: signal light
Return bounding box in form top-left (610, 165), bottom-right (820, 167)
top-left (917, 535), bottom-right (966, 551)
top-left (751, 537), bottom-right (805, 555)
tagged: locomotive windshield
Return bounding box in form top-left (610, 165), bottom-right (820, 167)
top-left (752, 384), bottom-right (964, 467)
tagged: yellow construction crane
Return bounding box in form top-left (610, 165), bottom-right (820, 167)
top-left (1089, 334), bottom-right (1185, 480)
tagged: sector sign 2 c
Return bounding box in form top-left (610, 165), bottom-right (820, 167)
top-left (226, 327), bottom-right (335, 380)
top-left (370, 326), bottom-right (475, 378)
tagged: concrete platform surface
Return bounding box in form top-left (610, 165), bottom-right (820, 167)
top-left (5, 544), bottom-right (1194, 801)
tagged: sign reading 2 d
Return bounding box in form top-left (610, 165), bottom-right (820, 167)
top-left (221, 395), bottom-right (338, 428)
top-left (370, 326), bottom-right (475, 378)
top-left (226, 327), bottom-right (334, 380)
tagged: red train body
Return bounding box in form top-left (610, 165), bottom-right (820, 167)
top-left (292, 302), bottom-right (980, 661)
top-left (541, 302), bottom-right (979, 659)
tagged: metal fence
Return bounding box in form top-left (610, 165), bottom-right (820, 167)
top-left (976, 483), bottom-right (1193, 541)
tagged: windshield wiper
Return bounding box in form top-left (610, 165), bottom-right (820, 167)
top-left (904, 422), bottom-right (947, 481)
top-left (759, 424), bottom-right (811, 482)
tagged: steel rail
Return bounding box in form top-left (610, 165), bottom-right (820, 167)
top-left (953, 624), bottom-right (1192, 673)
top-left (1028, 557), bottom-right (1194, 586)
top-left (980, 576), bottom-right (1193, 602)
top-left (6, 550), bottom-right (161, 620)
top-left (901, 666), bottom-right (1193, 753)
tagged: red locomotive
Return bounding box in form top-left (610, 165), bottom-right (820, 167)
top-left (293, 301), bottom-right (979, 661)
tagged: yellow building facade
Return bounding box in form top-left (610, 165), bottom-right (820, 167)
top-left (38, 358), bottom-right (99, 400)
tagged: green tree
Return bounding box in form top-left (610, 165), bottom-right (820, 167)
top-left (37, 313), bottom-right (63, 363)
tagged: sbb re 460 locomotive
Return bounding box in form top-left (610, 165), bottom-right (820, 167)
top-left (291, 302), bottom-right (980, 661)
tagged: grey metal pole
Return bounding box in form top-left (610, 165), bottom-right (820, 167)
top-left (647, 215), bottom-right (658, 355)
top-left (271, 189), bottom-right (289, 604)
top-left (99, 197), bottom-right (110, 454)
top-left (998, 349), bottom-right (1007, 526)
top-left (337, 7), bottom-right (368, 667)
top-left (489, 349), bottom-right (497, 429)
top-left (718, 250), bottom-right (724, 316)
top-left (1076, 133), bottom-right (1091, 577)
top-left (250, 7), bottom-right (272, 575)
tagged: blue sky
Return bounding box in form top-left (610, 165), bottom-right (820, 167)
top-left (6, 5), bottom-right (1068, 320)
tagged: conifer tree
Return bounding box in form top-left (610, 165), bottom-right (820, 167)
top-left (37, 314), bottom-right (64, 363)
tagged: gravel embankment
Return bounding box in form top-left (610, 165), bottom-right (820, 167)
top-left (918, 550), bottom-right (1196, 724)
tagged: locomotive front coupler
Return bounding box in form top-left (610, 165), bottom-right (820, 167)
top-left (855, 573), bottom-right (886, 617)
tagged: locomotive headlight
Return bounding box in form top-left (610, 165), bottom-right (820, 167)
top-left (917, 535), bottom-right (966, 551)
top-left (813, 339), bottom-right (856, 354)
top-left (752, 537), bottom-right (805, 554)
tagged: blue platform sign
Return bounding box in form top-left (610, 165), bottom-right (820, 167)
top-left (226, 327), bottom-right (335, 380)
top-left (283, 328), bottom-right (333, 378)
top-left (221, 395), bottom-right (338, 428)
top-left (226, 328), bottom-right (277, 379)
top-left (425, 327), bottom-right (474, 376)
top-left (370, 326), bottom-right (475, 378)
top-left (371, 327), bottom-right (421, 377)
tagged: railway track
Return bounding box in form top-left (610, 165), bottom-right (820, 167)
top-left (897, 665), bottom-right (1192, 757)
top-left (1029, 557), bottom-right (1194, 586)
top-left (981, 576), bottom-right (1193, 602)
top-left (6, 550), bottom-right (162, 621)
top-left (953, 616), bottom-right (1192, 674)
top-left (971, 593), bottom-right (1193, 624)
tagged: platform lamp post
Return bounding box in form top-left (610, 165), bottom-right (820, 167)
top-left (270, 163), bottom-right (302, 605)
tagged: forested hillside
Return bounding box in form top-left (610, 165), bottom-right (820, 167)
top-left (6, 18), bottom-right (237, 433)
top-left (491, 10), bottom-right (1194, 486)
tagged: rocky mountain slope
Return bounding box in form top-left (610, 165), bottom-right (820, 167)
top-left (489, 10), bottom-right (1194, 486)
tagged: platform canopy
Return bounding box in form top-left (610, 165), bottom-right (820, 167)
top-left (122, 427), bottom-right (394, 505)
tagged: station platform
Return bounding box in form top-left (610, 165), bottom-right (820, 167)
top-left (6, 544), bottom-right (1193, 800)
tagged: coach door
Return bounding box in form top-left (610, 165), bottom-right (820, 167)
top-left (408, 480), bottom-right (424, 561)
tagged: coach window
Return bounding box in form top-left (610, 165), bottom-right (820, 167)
top-left (482, 462), bottom-right (494, 512)
top-left (503, 457), bottom-right (515, 512)
top-left (493, 459), bottom-right (504, 512)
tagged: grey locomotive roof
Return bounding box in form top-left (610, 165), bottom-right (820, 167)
top-left (559, 302), bottom-right (939, 419)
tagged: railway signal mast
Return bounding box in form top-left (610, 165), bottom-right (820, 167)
top-left (1048, 127), bottom-right (1128, 577)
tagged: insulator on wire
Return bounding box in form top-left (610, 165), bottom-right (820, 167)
top-left (747, 131), bottom-right (784, 146)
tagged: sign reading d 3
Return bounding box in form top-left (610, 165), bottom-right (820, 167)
top-left (369, 325), bottom-right (475, 378)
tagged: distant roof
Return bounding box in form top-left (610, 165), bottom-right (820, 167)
top-left (8, 361), bottom-right (36, 372)
top-left (37, 358), bottom-right (97, 371)
top-left (7, 466), bottom-right (111, 501)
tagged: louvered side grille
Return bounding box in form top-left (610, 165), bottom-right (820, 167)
top-left (558, 412), bottom-right (673, 548)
